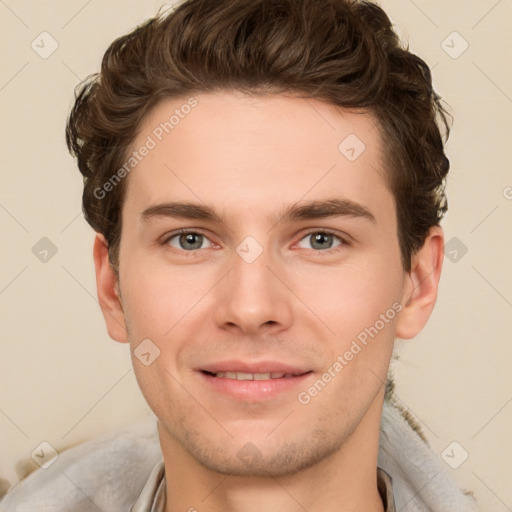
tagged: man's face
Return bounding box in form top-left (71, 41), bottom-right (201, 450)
top-left (117, 91), bottom-right (407, 476)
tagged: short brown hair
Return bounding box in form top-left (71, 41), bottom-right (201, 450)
top-left (66, 0), bottom-right (450, 274)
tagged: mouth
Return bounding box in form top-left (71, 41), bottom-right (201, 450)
top-left (201, 370), bottom-right (309, 380)
top-left (197, 361), bottom-right (314, 401)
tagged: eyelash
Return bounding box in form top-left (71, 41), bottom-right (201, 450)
top-left (161, 228), bottom-right (350, 254)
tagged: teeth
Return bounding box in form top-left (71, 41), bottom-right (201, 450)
top-left (212, 371), bottom-right (294, 380)
top-left (254, 373), bottom-right (270, 380)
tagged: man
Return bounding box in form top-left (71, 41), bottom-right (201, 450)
top-left (1, 0), bottom-right (479, 510)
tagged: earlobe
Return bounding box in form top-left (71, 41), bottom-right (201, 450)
top-left (395, 226), bottom-right (444, 340)
top-left (93, 233), bottom-right (129, 343)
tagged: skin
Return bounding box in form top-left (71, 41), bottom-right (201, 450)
top-left (93, 91), bottom-right (444, 512)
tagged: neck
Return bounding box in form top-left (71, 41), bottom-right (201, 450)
top-left (160, 394), bottom-right (386, 512)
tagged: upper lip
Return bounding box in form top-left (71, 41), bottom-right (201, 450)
top-left (199, 360), bottom-right (311, 375)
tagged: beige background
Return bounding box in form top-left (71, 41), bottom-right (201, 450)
top-left (1, 0), bottom-right (511, 509)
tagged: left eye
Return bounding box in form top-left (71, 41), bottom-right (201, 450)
top-left (166, 232), bottom-right (211, 251)
top-left (297, 231), bottom-right (343, 251)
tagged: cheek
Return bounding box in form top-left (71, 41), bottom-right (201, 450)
top-left (120, 255), bottom-right (213, 338)
top-left (297, 262), bottom-right (401, 408)
top-left (298, 256), bottom-right (404, 337)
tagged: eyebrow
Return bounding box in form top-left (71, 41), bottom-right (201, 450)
top-left (140, 198), bottom-right (377, 225)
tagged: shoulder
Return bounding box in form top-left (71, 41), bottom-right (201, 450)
top-left (379, 399), bottom-right (480, 512)
top-left (0, 418), bottom-right (162, 512)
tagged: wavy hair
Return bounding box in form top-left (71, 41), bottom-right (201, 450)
top-left (66, 0), bottom-right (451, 273)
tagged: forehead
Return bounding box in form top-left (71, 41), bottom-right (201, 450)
top-left (124, 91), bottom-right (394, 224)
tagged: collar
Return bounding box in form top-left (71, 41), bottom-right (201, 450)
top-left (131, 461), bottom-right (396, 512)
top-left (377, 467), bottom-right (396, 512)
top-left (130, 461), bottom-right (166, 512)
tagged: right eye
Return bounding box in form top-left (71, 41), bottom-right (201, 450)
top-left (164, 230), bottom-right (212, 251)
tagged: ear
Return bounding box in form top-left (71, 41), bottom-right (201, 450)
top-left (395, 226), bottom-right (444, 340)
top-left (93, 233), bottom-right (128, 343)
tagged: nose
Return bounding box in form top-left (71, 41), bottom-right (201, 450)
top-left (213, 246), bottom-right (294, 336)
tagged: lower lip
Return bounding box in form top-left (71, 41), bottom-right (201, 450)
top-left (198, 371), bottom-right (313, 401)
